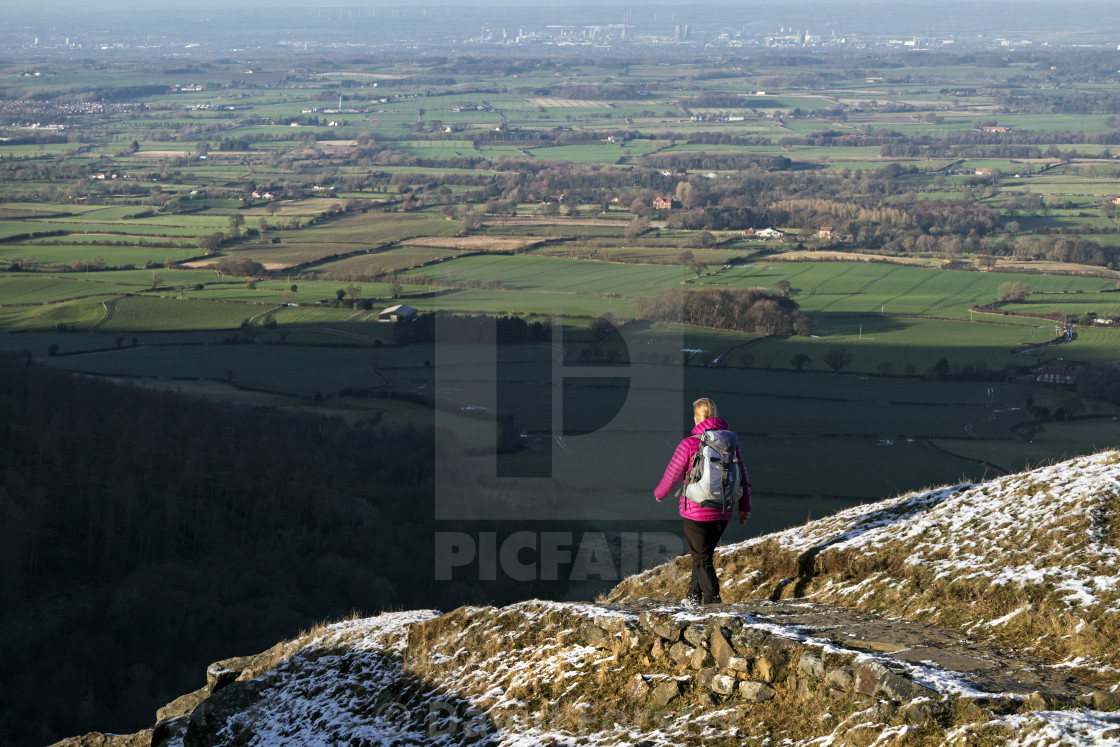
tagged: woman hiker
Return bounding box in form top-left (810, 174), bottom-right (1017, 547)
top-left (654, 397), bottom-right (751, 606)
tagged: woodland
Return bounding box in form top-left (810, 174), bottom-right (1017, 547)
top-left (0, 354), bottom-right (578, 744)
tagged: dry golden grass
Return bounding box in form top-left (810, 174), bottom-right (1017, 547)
top-left (1104, 490), bottom-right (1120, 547)
top-left (253, 639), bottom-right (307, 675)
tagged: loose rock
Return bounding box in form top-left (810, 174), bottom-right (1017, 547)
top-left (739, 681), bottom-right (777, 702)
top-left (711, 674), bottom-right (739, 695)
top-left (626, 674), bottom-right (651, 703)
top-left (683, 624), bottom-right (707, 648)
top-left (653, 680), bottom-right (681, 707)
top-left (669, 641), bottom-right (696, 666)
top-left (798, 653), bottom-right (826, 678)
top-left (826, 668), bottom-right (854, 691)
top-left (710, 628), bottom-right (735, 669)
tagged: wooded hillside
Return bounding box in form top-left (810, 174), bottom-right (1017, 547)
top-left (0, 354), bottom-right (569, 744)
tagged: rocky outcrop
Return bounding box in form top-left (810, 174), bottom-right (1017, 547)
top-left (50, 642), bottom-right (295, 747)
top-left (50, 598), bottom-right (1120, 747)
top-left (146, 643), bottom-right (290, 747)
top-left (47, 732), bottom-right (153, 747)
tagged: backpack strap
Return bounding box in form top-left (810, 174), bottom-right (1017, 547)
top-left (673, 435), bottom-right (704, 498)
top-left (719, 448), bottom-right (733, 511)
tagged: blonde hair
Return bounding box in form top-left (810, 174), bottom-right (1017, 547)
top-left (693, 397), bottom-right (718, 422)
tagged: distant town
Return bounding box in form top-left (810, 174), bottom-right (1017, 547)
top-left (4, 2), bottom-right (1120, 59)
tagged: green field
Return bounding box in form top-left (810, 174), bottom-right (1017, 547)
top-left (932, 417), bottom-right (1120, 472)
top-left (311, 246), bottom-right (464, 276)
top-left (745, 316), bottom-right (1040, 375)
top-left (402, 254), bottom-right (690, 295)
top-left (0, 276), bottom-right (142, 303)
top-left (94, 295), bottom-right (270, 331)
top-left (6, 256), bottom-right (1120, 369)
top-left (699, 262), bottom-right (1117, 319)
top-left (0, 244), bottom-right (203, 267)
top-left (2, 50), bottom-right (1118, 514)
top-left (390, 141), bottom-right (479, 158)
top-left (527, 142), bottom-right (662, 163)
top-left (0, 296), bottom-right (109, 331)
top-left (220, 211), bottom-right (457, 268)
top-left (532, 243), bottom-right (745, 265)
top-left (662, 144), bottom-right (786, 154)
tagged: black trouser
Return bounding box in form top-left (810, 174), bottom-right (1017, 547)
top-left (683, 517), bottom-right (728, 602)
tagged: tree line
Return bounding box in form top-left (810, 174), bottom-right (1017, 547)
top-left (634, 287), bottom-right (811, 336)
top-left (393, 311), bottom-right (553, 345)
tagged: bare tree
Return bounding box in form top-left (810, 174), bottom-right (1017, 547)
top-left (675, 181), bottom-right (693, 208)
top-left (997, 281), bottom-right (1031, 302)
top-left (790, 353), bottom-right (811, 371)
top-left (823, 348), bottom-right (852, 372)
top-left (625, 217), bottom-right (649, 239)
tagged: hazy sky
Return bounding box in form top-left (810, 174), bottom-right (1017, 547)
top-left (10, 0), bottom-right (1117, 45)
top-left (9, 0), bottom-right (1112, 16)
top-left (18, 0), bottom-right (1114, 7)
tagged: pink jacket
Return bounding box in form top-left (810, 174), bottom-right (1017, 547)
top-left (654, 416), bottom-right (751, 521)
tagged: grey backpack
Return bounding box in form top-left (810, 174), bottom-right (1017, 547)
top-left (679, 430), bottom-right (744, 511)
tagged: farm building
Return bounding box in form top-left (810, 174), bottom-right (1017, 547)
top-left (378, 304), bottom-right (417, 322)
top-left (1035, 363), bottom-right (1077, 386)
top-left (755, 228), bottom-right (784, 239)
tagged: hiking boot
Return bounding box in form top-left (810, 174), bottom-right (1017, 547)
top-left (702, 593), bottom-right (723, 606)
top-left (682, 591), bottom-right (702, 607)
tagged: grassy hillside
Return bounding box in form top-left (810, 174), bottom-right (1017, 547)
top-left (608, 452), bottom-right (1120, 689)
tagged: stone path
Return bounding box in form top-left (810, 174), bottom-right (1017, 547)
top-left (605, 598), bottom-right (1119, 709)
